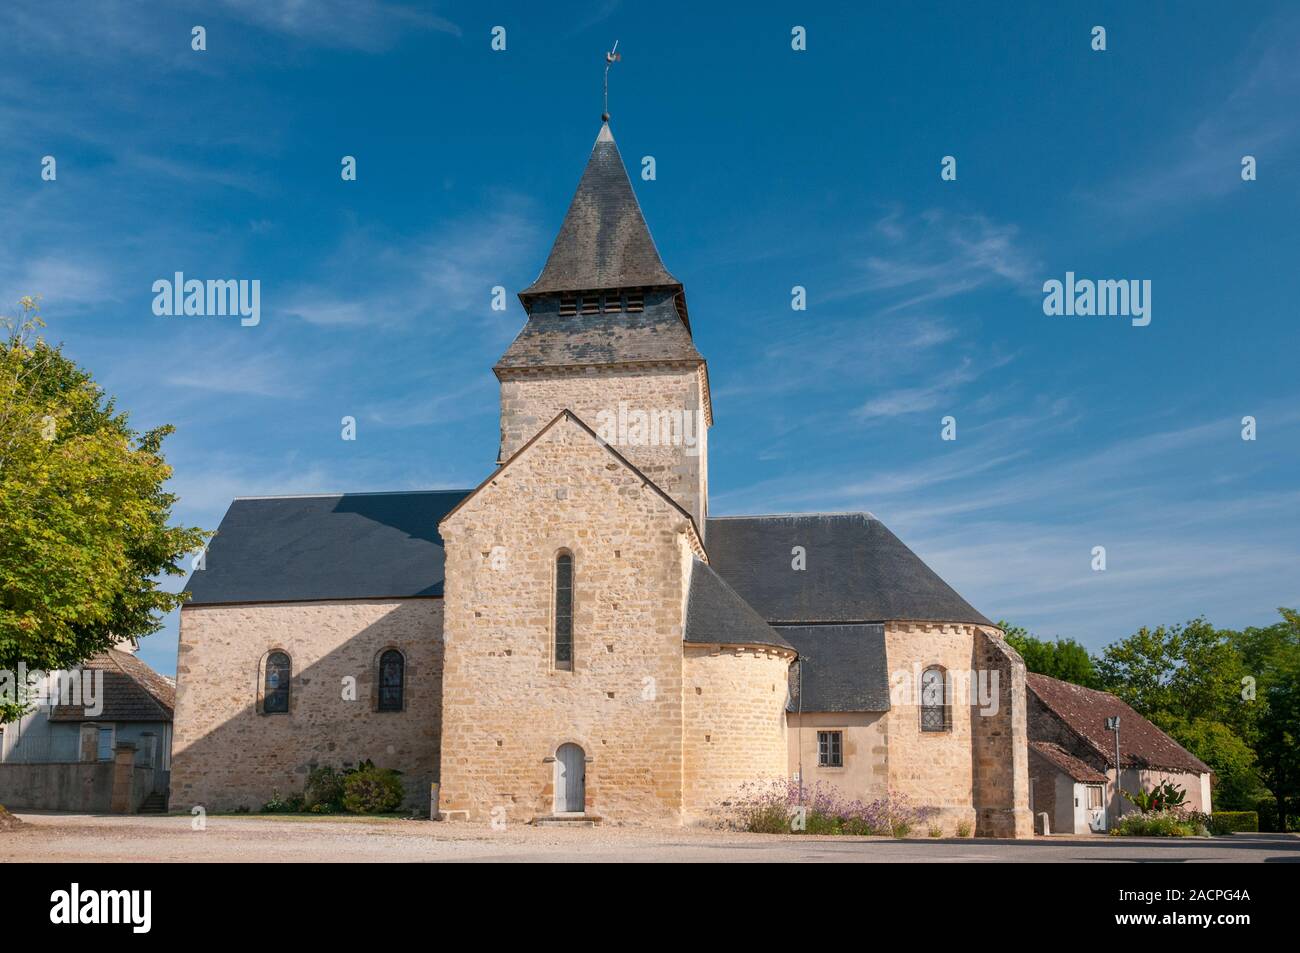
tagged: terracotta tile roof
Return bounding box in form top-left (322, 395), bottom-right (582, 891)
top-left (1027, 673), bottom-right (1210, 774)
top-left (48, 649), bottom-right (175, 723)
top-left (1029, 740), bottom-right (1109, 783)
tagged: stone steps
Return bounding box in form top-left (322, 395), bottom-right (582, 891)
top-left (531, 814), bottom-right (602, 828)
top-left (139, 792), bottom-right (168, 814)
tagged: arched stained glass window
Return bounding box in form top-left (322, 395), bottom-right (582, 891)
top-left (378, 649), bottom-right (404, 711)
top-left (264, 652), bottom-right (290, 714)
top-left (554, 552), bottom-right (574, 670)
top-left (920, 665), bottom-right (950, 732)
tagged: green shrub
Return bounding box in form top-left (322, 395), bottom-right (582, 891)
top-left (304, 766), bottom-right (345, 813)
top-left (1254, 800), bottom-right (1295, 832)
top-left (927, 824), bottom-right (943, 838)
top-left (342, 765), bottom-right (404, 814)
top-left (1110, 813), bottom-right (1199, 837)
top-left (261, 790), bottom-right (305, 814)
top-left (1123, 780), bottom-right (1187, 814)
top-left (727, 780), bottom-right (937, 836)
top-left (955, 821), bottom-right (972, 838)
top-left (841, 816), bottom-right (874, 837)
top-left (799, 809), bottom-right (835, 835)
top-left (1210, 811), bottom-right (1259, 834)
top-left (741, 801), bottom-right (793, 834)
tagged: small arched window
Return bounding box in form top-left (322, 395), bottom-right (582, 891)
top-left (920, 665), bottom-right (950, 732)
top-left (264, 652), bottom-right (291, 714)
top-left (378, 649), bottom-right (404, 712)
top-left (554, 552), bottom-right (574, 670)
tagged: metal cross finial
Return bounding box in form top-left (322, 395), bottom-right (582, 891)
top-left (602, 40), bottom-right (620, 122)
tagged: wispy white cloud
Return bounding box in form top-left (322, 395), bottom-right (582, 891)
top-left (219, 0), bottom-right (462, 49)
top-left (855, 355), bottom-right (1009, 420)
top-left (0, 257), bottom-right (114, 308)
top-left (364, 376), bottom-right (496, 429)
top-left (0, 1), bottom-right (461, 62)
top-left (282, 203), bottom-right (541, 327)
top-left (164, 343), bottom-right (316, 400)
top-left (1089, 14), bottom-right (1300, 217)
top-left (852, 209), bottom-right (1039, 311)
top-left (720, 401), bottom-right (1300, 645)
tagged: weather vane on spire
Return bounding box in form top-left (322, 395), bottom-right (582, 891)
top-left (603, 40), bottom-right (620, 122)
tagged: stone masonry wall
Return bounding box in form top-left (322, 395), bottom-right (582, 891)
top-left (787, 711), bottom-right (889, 804)
top-left (882, 622), bottom-right (979, 833)
top-left (170, 599), bottom-right (443, 813)
top-left (438, 415), bottom-right (695, 823)
top-left (682, 644), bottom-right (792, 822)
top-left (971, 627), bottom-right (1034, 837)
top-left (497, 363), bottom-right (708, 526)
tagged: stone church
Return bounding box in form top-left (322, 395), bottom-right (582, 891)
top-left (170, 121), bottom-right (1033, 837)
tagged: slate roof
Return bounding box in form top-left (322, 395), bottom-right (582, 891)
top-left (520, 123), bottom-right (680, 300)
top-left (1029, 740), bottom-right (1110, 784)
top-left (1027, 673), bottom-right (1211, 775)
top-left (683, 559), bottom-right (794, 652)
top-left (782, 624), bottom-right (890, 713)
top-left (185, 490), bottom-right (469, 606)
top-left (496, 289), bottom-right (702, 371)
top-left (704, 513), bottom-right (992, 626)
top-left (49, 649), bottom-right (175, 723)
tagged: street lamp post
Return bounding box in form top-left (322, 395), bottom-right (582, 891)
top-left (1105, 716), bottom-right (1122, 827)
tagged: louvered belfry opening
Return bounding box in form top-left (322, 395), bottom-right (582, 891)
top-left (553, 290), bottom-right (647, 318)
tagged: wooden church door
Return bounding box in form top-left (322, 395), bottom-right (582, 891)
top-left (555, 743), bottom-right (585, 813)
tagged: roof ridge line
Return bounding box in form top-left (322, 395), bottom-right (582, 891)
top-left (707, 511), bottom-right (879, 520)
top-left (439, 409), bottom-right (704, 553)
top-left (234, 489), bottom-right (473, 501)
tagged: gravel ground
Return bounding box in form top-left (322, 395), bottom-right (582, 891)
top-left (2, 812), bottom-right (1296, 862)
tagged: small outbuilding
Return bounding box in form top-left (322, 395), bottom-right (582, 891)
top-left (1027, 673), bottom-right (1212, 833)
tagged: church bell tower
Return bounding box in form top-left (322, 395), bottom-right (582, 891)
top-left (494, 121), bottom-right (712, 526)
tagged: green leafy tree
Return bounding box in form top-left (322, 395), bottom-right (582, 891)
top-left (1161, 716), bottom-right (1260, 810)
top-left (1234, 609), bottom-right (1300, 829)
top-left (1094, 623), bottom-right (1183, 716)
top-left (0, 298), bottom-right (208, 722)
top-left (1096, 617), bottom-right (1274, 813)
top-left (998, 621), bottom-right (1099, 687)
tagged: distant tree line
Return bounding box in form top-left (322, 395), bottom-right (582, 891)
top-left (1000, 611), bottom-right (1300, 830)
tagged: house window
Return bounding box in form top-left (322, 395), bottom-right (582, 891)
top-left (1086, 785), bottom-right (1104, 809)
top-left (378, 649), bottom-right (404, 712)
top-left (96, 726), bottom-right (114, 761)
top-left (601, 295), bottom-right (620, 313)
top-left (817, 731), bottom-right (843, 767)
top-left (624, 292), bottom-right (644, 312)
top-left (559, 294), bottom-right (577, 316)
top-left (264, 651), bottom-right (291, 714)
top-left (579, 295), bottom-right (600, 315)
top-left (920, 665), bottom-right (951, 732)
top-left (554, 552), bottom-right (574, 670)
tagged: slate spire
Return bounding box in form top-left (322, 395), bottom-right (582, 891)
top-left (519, 123), bottom-right (681, 303)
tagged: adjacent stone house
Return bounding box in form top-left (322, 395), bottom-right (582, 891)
top-left (0, 646), bottom-right (174, 813)
top-left (170, 120), bottom-right (1032, 836)
top-left (1027, 673), bottom-right (1212, 833)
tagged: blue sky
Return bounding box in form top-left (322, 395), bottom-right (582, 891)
top-left (2, 1), bottom-right (1297, 677)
